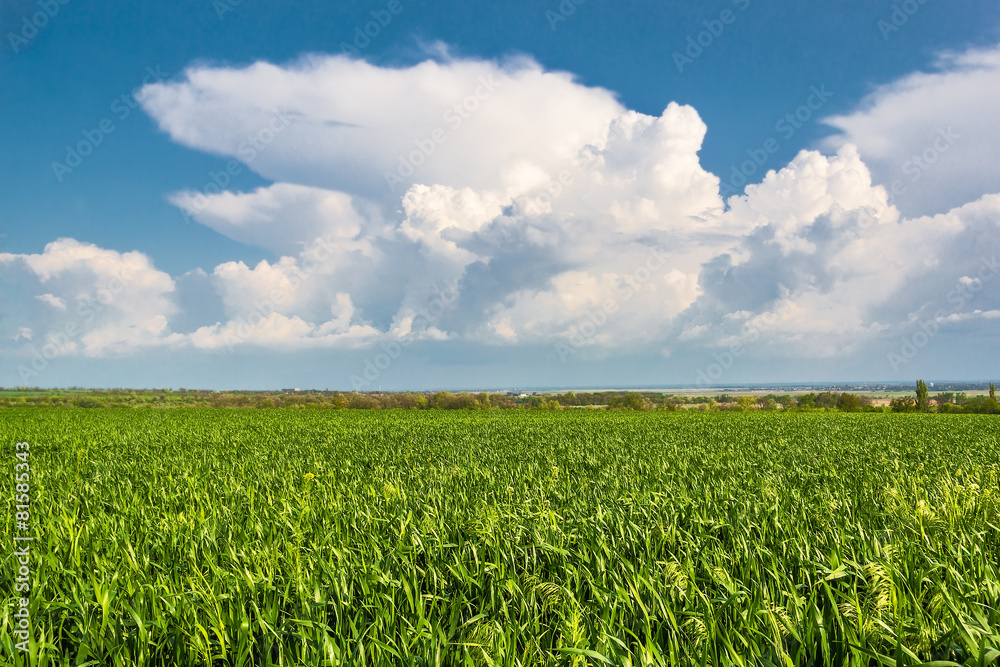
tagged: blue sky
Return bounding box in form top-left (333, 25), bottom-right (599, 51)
top-left (1, 0), bottom-right (999, 390)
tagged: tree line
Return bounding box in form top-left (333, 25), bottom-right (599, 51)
top-left (888, 380), bottom-right (1000, 414)
top-left (0, 383), bottom-right (996, 413)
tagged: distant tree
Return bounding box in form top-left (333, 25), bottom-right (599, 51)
top-left (959, 395), bottom-right (1000, 414)
top-left (559, 391), bottom-right (578, 406)
top-left (916, 380), bottom-right (929, 412)
top-left (934, 392), bottom-right (956, 406)
top-left (737, 395), bottom-right (756, 412)
top-left (837, 393), bottom-right (863, 412)
top-left (814, 392), bottom-right (838, 409)
top-left (775, 394), bottom-right (797, 409)
top-left (609, 393), bottom-right (651, 411)
top-left (891, 397), bottom-right (917, 413)
top-left (983, 384), bottom-right (1000, 414)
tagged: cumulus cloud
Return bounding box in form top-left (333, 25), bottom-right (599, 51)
top-left (36, 294), bottom-right (67, 310)
top-left (140, 55), bottom-right (624, 203)
top-left (0, 239), bottom-right (177, 359)
top-left (677, 148), bottom-right (1000, 361)
top-left (4, 47), bottom-right (999, 382)
top-left (142, 55), bottom-right (733, 349)
top-left (170, 183), bottom-right (376, 257)
top-left (824, 44), bottom-right (1000, 217)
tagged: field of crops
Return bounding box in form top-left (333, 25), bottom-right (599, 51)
top-left (1, 409), bottom-right (999, 666)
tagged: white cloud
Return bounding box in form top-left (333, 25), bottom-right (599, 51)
top-left (683, 139), bottom-right (1000, 359)
top-left (824, 44), bottom-right (1000, 217)
top-left (140, 55), bottom-right (624, 203)
top-left (0, 239), bottom-right (177, 357)
top-left (183, 310), bottom-right (379, 351)
top-left (36, 294), bottom-right (66, 310)
top-left (5, 47), bottom-right (999, 378)
top-left (400, 184), bottom-right (504, 265)
top-left (170, 183), bottom-right (375, 256)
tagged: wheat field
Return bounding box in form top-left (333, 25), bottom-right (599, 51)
top-left (1, 409), bottom-right (998, 665)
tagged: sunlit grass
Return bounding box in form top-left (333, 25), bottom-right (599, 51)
top-left (1, 409), bottom-right (998, 665)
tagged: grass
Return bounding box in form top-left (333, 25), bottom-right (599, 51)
top-left (1, 409), bottom-right (998, 665)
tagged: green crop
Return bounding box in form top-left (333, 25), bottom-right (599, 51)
top-left (1, 409), bottom-right (998, 665)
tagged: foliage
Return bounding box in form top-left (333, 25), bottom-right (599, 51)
top-left (608, 393), bottom-right (652, 411)
top-left (837, 393), bottom-right (863, 412)
top-left (1, 410), bottom-right (998, 665)
top-left (930, 392), bottom-right (1000, 414)
top-left (892, 397), bottom-right (918, 413)
top-left (6, 386), bottom-right (1000, 415)
top-left (917, 379), bottom-right (930, 412)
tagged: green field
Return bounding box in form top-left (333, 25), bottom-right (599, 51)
top-left (2, 410), bottom-right (999, 666)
